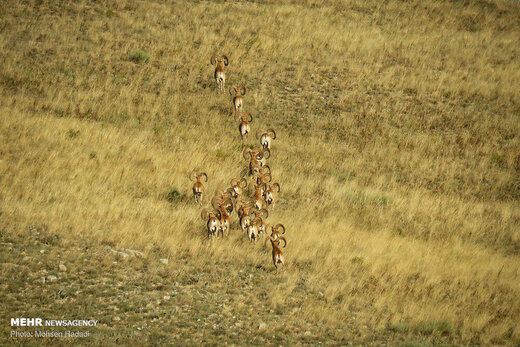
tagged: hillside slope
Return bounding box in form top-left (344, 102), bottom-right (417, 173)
top-left (1, 0), bottom-right (520, 345)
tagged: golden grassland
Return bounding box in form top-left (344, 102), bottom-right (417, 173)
top-left (1, 0), bottom-right (520, 344)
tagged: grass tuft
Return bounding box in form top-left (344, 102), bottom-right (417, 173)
top-left (166, 188), bottom-right (184, 204)
top-left (127, 50), bottom-right (150, 63)
top-left (413, 321), bottom-right (454, 336)
top-left (1, 0), bottom-right (520, 344)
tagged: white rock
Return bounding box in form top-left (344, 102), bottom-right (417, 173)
top-left (258, 322), bottom-right (267, 330)
top-left (304, 331), bottom-right (312, 337)
top-left (47, 275), bottom-right (57, 282)
top-left (123, 248), bottom-right (144, 257)
top-left (59, 264), bottom-right (67, 272)
top-left (159, 258), bottom-right (169, 265)
top-left (106, 247), bottom-right (129, 258)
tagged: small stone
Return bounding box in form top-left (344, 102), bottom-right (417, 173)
top-left (123, 248), bottom-right (144, 257)
top-left (258, 322), bottom-right (267, 330)
top-left (159, 258), bottom-right (169, 265)
top-left (23, 256), bottom-right (30, 261)
top-left (40, 250), bottom-right (45, 254)
top-left (113, 316), bottom-right (121, 321)
top-left (47, 275), bottom-right (57, 282)
top-left (59, 264), bottom-right (67, 272)
top-left (163, 295), bottom-right (171, 300)
top-left (106, 246), bottom-right (129, 258)
top-left (304, 331), bottom-right (312, 337)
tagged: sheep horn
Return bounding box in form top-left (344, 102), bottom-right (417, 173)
top-left (267, 128), bottom-right (276, 139)
top-left (274, 224), bottom-right (285, 234)
top-left (223, 55), bottom-right (229, 66)
top-left (258, 208), bottom-right (269, 218)
top-left (262, 165), bottom-right (271, 175)
top-left (273, 183), bottom-right (280, 192)
top-left (201, 172), bottom-right (208, 182)
top-left (243, 148), bottom-right (253, 160)
top-left (257, 174), bottom-right (271, 185)
top-left (279, 237), bottom-right (287, 248)
top-left (240, 86), bottom-right (246, 95)
top-left (210, 56), bottom-right (217, 65)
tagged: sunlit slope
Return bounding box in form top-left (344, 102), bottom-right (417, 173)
top-left (1, 0), bottom-right (519, 344)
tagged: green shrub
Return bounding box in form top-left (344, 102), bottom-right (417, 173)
top-left (166, 188), bottom-right (183, 204)
top-left (128, 50), bottom-right (150, 63)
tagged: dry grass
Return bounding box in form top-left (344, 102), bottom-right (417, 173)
top-left (1, 0), bottom-right (520, 344)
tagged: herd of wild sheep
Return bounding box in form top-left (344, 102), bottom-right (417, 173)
top-left (190, 55), bottom-right (287, 271)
